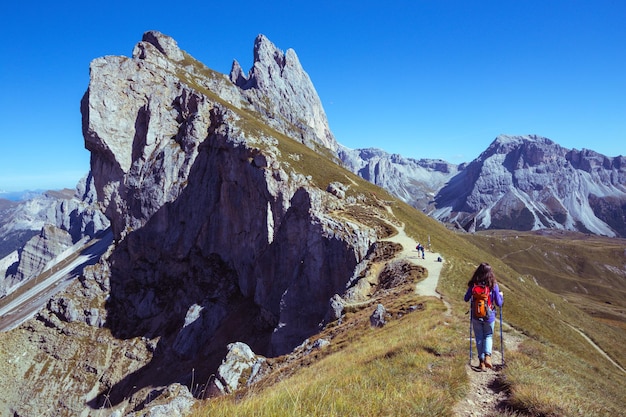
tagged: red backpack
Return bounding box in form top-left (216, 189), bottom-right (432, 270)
top-left (471, 283), bottom-right (492, 319)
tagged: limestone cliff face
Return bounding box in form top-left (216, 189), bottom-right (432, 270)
top-left (81, 30), bottom-right (375, 362)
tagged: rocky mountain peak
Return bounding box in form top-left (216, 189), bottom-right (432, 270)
top-left (230, 34), bottom-right (337, 152)
top-left (252, 33), bottom-right (292, 74)
top-left (490, 133), bottom-right (553, 148)
top-left (140, 30), bottom-right (185, 62)
top-left (431, 134), bottom-right (626, 236)
top-left (73, 30), bottom-right (378, 411)
top-left (480, 134), bottom-right (566, 165)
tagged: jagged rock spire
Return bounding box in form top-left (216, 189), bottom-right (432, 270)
top-left (230, 34), bottom-right (338, 152)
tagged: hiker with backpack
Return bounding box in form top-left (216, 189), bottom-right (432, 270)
top-left (464, 262), bottom-right (504, 371)
top-left (416, 243), bottom-right (425, 259)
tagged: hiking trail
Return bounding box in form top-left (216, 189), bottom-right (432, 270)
top-left (378, 207), bottom-right (624, 414)
top-left (453, 324), bottom-right (524, 417)
top-left (565, 323), bottom-right (626, 374)
top-left (377, 217), bottom-right (445, 300)
top-left (378, 206), bottom-right (523, 416)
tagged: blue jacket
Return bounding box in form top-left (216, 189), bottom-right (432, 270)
top-left (464, 283), bottom-right (503, 323)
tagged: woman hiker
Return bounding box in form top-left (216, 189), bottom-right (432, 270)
top-left (464, 262), bottom-right (504, 371)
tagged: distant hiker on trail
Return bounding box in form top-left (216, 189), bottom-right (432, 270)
top-left (416, 243), bottom-right (425, 259)
top-left (464, 262), bottom-right (503, 371)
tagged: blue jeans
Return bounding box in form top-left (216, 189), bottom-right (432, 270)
top-left (472, 319), bottom-right (494, 361)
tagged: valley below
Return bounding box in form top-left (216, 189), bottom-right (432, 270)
top-left (0, 230), bottom-right (112, 332)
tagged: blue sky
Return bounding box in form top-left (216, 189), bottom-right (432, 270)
top-left (1, 1), bottom-right (624, 192)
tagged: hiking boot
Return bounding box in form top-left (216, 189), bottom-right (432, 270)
top-left (484, 354), bottom-right (493, 369)
top-left (479, 360), bottom-right (486, 372)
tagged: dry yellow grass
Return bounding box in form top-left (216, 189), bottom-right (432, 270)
top-left (190, 201), bottom-right (626, 417)
top-left (192, 298), bottom-right (467, 417)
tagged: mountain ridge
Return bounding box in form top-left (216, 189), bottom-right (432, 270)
top-left (340, 134), bottom-right (626, 237)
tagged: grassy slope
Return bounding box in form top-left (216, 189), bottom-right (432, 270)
top-left (462, 230), bottom-right (626, 326)
top-left (399, 203), bottom-right (626, 416)
top-left (189, 179), bottom-right (626, 416)
top-left (176, 50), bottom-right (626, 416)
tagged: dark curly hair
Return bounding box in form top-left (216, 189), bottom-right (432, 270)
top-left (467, 262), bottom-right (497, 288)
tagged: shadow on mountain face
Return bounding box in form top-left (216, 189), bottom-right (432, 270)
top-left (87, 216), bottom-right (275, 409)
top-left (87, 107), bottom-right (365, 410)
top-left (87, 138), bottom-right (279, 409)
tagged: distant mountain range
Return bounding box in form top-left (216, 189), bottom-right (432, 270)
top-left (339, 134), bottom-right (626, 237)
top-left (0, 189), bottom-right (48, 201)
top-left (0, 176), bottom-right (109, 296)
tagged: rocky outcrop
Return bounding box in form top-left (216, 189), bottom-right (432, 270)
top-left (432, 135), bottom-right (626, 236)
top-left (370, 304), bottom-right (387, 328)
top-left (211, 342), bottom-right (267, 395)
top-left (61, 30), bottom-right (381, 413)
top-left (125, 384), bottom-right (195, 417)
top-left (56, 173), bottom-right (110, 241)
top-left (82, 30), bottom-right (375, 358)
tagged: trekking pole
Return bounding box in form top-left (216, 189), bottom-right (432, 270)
top-left (468, 303), bottom-right (473, 365)
top-left (499, 304), bottom-right (504, 366)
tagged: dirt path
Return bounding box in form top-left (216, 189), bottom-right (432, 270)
top-left (452, 323), bottom-right (524, 417)
top-left (455, 350), bottom-right (508, 417)
top-left (378, 220), bottom-right (444, 299)
top-left (565, 323), bottom-right (626, 374)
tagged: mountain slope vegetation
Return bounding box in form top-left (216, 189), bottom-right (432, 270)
top-left (191, 162), bottom-right (626, 416)
top-left (192, 92), bottom-right (624, 410)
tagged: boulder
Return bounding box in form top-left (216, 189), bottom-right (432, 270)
top-left (126, 383), bottom-right (195, 417)
top-left (213, 342), bottom-right (267, 394)
top-left (370, 303), bottom-right (387, 328)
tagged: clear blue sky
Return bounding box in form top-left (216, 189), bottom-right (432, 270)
top-left (1, 1), bottom-right (624, 192)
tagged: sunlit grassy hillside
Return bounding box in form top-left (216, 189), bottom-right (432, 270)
top-left (189, 196), bottom-right (626, 416)
top-left (188, 163), bottom-right (626, 416)
top-left (463, 229), bottom-right (626, 328)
